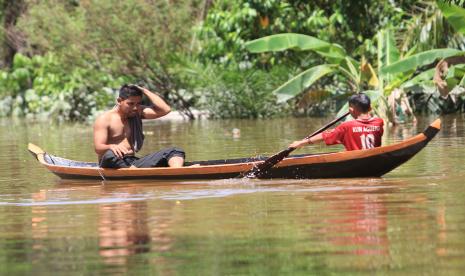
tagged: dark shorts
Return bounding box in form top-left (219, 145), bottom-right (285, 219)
top-left (100, 147), bottom-right (185, 168)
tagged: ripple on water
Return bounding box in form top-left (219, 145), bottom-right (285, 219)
top-left (1, 116), bottom-right (465, 274)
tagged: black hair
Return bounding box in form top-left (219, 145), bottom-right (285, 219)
top-left (119, 84), bottom-right (143, 99)
top-left (348, 93), bottom-right (371, 113)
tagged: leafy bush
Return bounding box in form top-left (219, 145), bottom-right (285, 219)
top-left (176, 59), bottom-right (292, 118)
top-left (0, 53), bottom-right (125, 121)
top-left (1, 0), bottom-right (462, 122)
top-left (17, 0), bottom-right (204, 117)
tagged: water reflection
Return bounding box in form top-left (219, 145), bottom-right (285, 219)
top-left (309, 190), bottom-right (389, 256)
top-left (31, 190), bottom-right (48, 251)
top-left (0, 176), bottom-right (462, 274)
top-left (388, 123), bottom-right (417, 142)
top-left (1, 116), bottom-right (465, 274)
top-left (98, 200), bottom-right (151, 265)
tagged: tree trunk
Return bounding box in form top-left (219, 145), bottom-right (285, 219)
top-left (2, 0), bottom-right (25, 68)
top-left (201, 0), bottom-right (213, 20)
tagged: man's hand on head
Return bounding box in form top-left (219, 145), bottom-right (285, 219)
top-left (133, 84), bottom-right (146, 92)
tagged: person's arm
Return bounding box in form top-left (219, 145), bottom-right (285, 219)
top-left (93, 116), bottom-right (131, 158)
top-left (289, 133), bottom-right (324, 149)
top-left (135, 85), bottom-right (171, 119)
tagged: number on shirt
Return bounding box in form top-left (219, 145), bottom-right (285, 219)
top-left (360, 134), bottom-right (375, 149)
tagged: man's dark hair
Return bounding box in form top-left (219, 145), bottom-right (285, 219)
top-left (348, 93), bottom-right (371, 113)
top-left (119, 84), bottom-right (143, 99)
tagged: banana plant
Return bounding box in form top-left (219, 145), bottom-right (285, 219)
top-left (245, 33), bottom-right (362, 103)
top-left (244, 1), bottom-right (465, 118)
top-left (245, 31), bottom-right (463, 111)
top-left (386, 0), bottom-right (465, 90)
top-left (437, 0), bottom-right (465, 35)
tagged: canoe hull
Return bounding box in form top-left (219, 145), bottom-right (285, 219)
top-left (262, 141), bottom-right (425, 179)
top-left (28, 119), bottom-right (441, 181)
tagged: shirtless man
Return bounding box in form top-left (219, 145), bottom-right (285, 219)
top-left (94, 84), bottom-right (185, 168)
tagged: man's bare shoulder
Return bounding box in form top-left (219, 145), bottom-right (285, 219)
top-left (94, 110), bottom-right (118, 126)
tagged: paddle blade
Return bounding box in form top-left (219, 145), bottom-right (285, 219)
top-left (245, 148), bottom-right (295, 178)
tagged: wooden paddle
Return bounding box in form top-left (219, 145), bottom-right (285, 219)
top-left (244, 111), bottom-right (350, 178)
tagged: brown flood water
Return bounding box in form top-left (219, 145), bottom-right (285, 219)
top-left (0, 114), bottom-right (465, 274)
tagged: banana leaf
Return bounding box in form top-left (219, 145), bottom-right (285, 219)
top-left (402, 63), bottom-right (465, 89)
top-left (377, 29), bottom-right (400, 68)
top-left (401, 68), bottom-right (436, 89)
top-left (380, 49), bottom-right (464, 75)
top-left (274, 64), bottom-right (337, 103)
top-left (438, 0), bottom-right (465, 35)
top-left (458, 65), bottom-right (465, 85)
top-left (245, 33), bottom-right (346, 62)
top-left (341, 57), bottom-right (360, 84)
top-left (377, 29), bottom-right (400, 85)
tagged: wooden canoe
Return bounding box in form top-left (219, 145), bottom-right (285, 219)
top-left (28, 119), bottom-right (441, 180)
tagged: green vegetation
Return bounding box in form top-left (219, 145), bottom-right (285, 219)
top-left (0, 0), bottom-right (464, 121)
top-left (0, 53), bottom-right (123, 121)
top-left (244, 31), bottom-right (463, 118)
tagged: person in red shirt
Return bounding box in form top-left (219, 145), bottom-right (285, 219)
top-left (289, 93), bottom-right (384, 151)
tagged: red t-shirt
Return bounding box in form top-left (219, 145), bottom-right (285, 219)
top-left (322, 117), bottom-right (384, 151)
